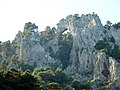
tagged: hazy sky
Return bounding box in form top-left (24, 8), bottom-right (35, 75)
top-left (0, 0), bottom-right (120, 41)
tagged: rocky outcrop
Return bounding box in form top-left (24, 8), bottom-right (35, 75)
top-left (46, 13), bottom-right (120, 89)
top-left (0, 13), bottom-right (120, 89)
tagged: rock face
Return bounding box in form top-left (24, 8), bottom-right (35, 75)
top-left (59, 13), bottom-right (106, 75)
top-left (19, 32), bottom-right (58, 67)
top-left (0, 13), bottom-right (120, 89)
top-left (12, 24), bottom-right (61, 69)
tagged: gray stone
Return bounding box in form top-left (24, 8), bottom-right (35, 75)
top-left (1, 13), bottom-right (120, 89)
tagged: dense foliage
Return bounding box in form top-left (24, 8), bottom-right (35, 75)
top-left (72, 80), bottom-right (91, 90)
top-left (57, 32), bottom-right (73, 69)
top-left (112, 22), bottom-right (120, 29)
top-left (0, 67), bottom-right (74, 90)
top-left (23, 22), bottom-right (38, 35)
top-left (40, 26), bottom-right (56, 45)
top-left (0, 66), bottom-right (93, 90)
top-left (95, 37), bottom-right (120, 61)
top-left (104, 21), bottom-right (120, 30)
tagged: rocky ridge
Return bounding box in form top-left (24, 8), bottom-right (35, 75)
top-left (0, 13), bottom-right (120, 89)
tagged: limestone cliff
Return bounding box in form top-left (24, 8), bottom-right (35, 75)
top-left (0, 13), bottom-right (120, 89)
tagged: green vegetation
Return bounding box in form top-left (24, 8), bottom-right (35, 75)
top-left (57, 32), bottom-right (73, 69)
top-left (72, 80), bottom-right (81, 90)
top-left (95, 37), bottom-right (120, 61)
top-left (94, 39), bottom-right (110, 50)
top-left (19, 62), bottom-right (37, 71)
top-left (47, 82), bottom-right (61, 90)
top-left (0, 67), bottom-right (73, 90)
top-left (104, 21), bottom-right (120, 30)
top-left (72, 80), bottom-right (91, 90)
top-left (1, 40), bottom-right (13, 59)
top-left (1, 21), bottom-right (120, 90)
top-left (73, 14), bottom-right (80, 20)
top-left (0, 68), bottom-right (39, 90)
top-left (0, 66), bottom-right (94, 90)
top-left (104, 21), bottom-right (112, 30)
top-left (113, 22), bottom-right (120, 29)
top-left (23, 22), bottom-right (38, 35)
top-left (46, 32), bottom-right (73, 69)
top-left (40, 26), bottom-right (56, 45)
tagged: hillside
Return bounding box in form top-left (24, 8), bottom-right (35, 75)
top-left (0, 13), bottom-right (120, 90)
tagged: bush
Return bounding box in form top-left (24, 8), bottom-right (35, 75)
top-left (95, 38), bottom-right (120, 61)
top-left (80, 82), bottom-right (91, 90)
top-left (57, 32), bottom-right (73, 69)
top-left (72, 80), bottom-right (80, 90)
top-left (47, 82), bottom-right (61, 90)
top-left (95, 40), bottom-right (109, 50)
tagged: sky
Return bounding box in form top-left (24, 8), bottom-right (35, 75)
top-left (0, 0), bottom-right (120, 42)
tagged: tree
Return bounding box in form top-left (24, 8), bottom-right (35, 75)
top-left (0, 59), bottom-right (7, 70)
top-left (23, 22), bottom-right (38, 36)
top-left (0, 66), bottom-right (74, 90)
top-left (32, 67), bottom-right (44, 76)
top-left (18, 69), bottom-right (39, 90)
top-left (110, 36), bottom-right (115, 43)
top-left (113, 22), bottom-right (120, 29)
top-left (72, 80), bottom-right (91, 90)
top-left (37, 69), bottom-right (55, 82)
top-left (57, 32), bottom-right (73, 69)
top-left (55, 67), bottom-right (62, 74)
top-left (106, 21), bottom-right (112, 26)
top-left (73, 14), bottom-right (80, 20)
top-left (47, 82), bottom-right (62, 90)
top-left (2, 40), bottom-right (12, 59)
top-left (54, 69), bottom-right (72, 87)
top-left (104, 21), bottom-right (112, 30)
top-left (72, 80), bottom-right (80, 90)
top-left (10, 55), bottom-right (19, 64)
top-left (94, 40), bottom-right (109, 50)
top-left (40, 26), bottom-right (55, 44)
